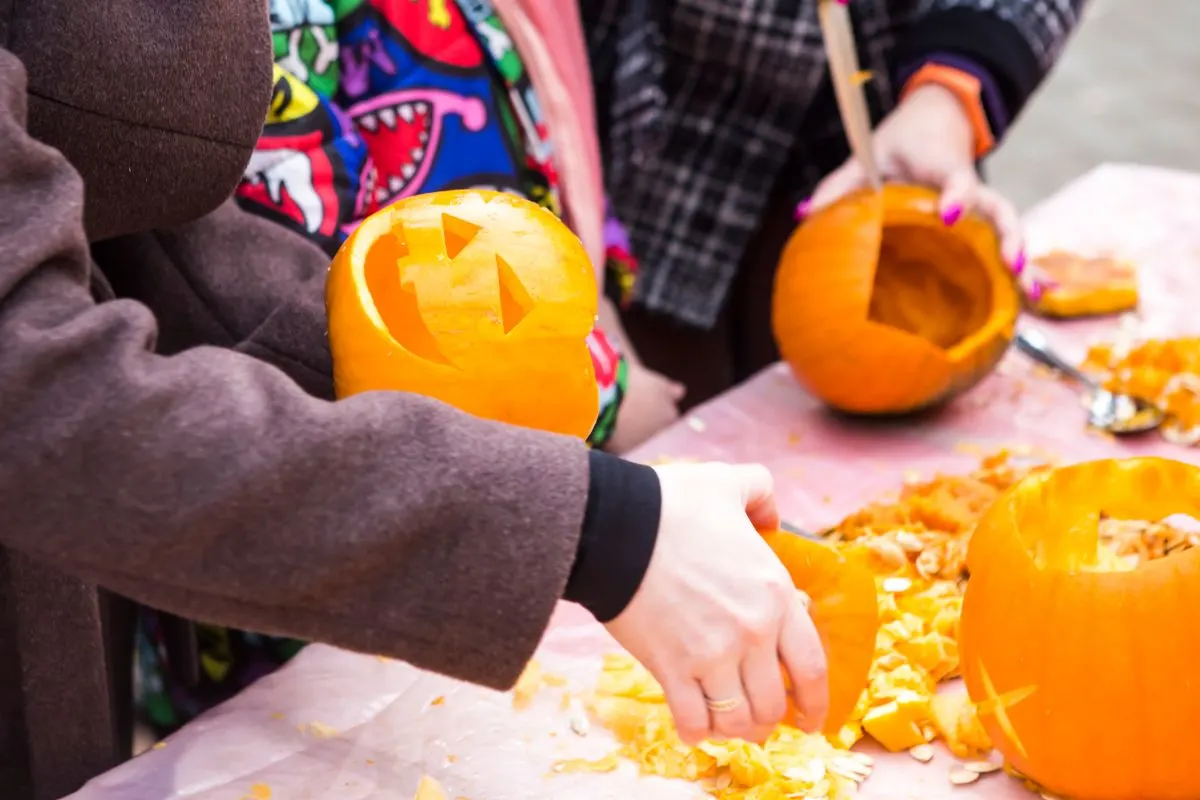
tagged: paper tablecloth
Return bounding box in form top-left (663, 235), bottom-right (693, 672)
top-left (69, 164), bottom-right (1200, 800)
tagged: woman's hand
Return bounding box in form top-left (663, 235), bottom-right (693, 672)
top-left (607, 362), bottom-right (685, 454)
top-left (805, 83), bottom-right (1024, 270)
top-left (604, 463), bottom-right (829, 744)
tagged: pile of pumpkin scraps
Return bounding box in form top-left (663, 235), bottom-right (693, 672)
top-left (1081, 337), bottom-right (1200, 443)
top-left (590, 653), bottom-right (869, 800)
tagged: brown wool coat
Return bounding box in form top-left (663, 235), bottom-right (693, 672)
top-left (0, 2), bottom-right (592, 797)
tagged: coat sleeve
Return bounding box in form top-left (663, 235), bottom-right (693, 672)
top-left (894, 0), bottom-right (1088, 125)
top-left (0, 48), bottom-right (654, 690)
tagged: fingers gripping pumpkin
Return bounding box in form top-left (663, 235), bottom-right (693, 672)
top-left (960, 458), bottom-right (1200, 800)
top-left (761, 530), bottom-right (879, 733)
top-left (773, 185), bottom-right (1020, 415)
top-left (327, 191), bottom-right (599, 438)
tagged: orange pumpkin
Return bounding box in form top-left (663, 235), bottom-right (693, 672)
top-left (772, 184), bottom-right (1020, 415)
top-left (761, 530), bottom-right (879, 733)
top-left (959, 458), bottom-right (1200, 799)
top-left (327, 190), bottom-right (599, 438)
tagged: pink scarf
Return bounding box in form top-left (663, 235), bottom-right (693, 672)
top-left (492, 0), bottom-right (606, 282)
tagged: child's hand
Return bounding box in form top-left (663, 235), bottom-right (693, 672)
top-left (607, 363), bottom-right (685, 454)
top-left (804, 83), bottom-right (1024, 271)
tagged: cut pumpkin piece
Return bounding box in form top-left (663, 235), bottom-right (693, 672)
top-left (1025, 250), bottom-right (1138, 318)
top-left (413, 775), bottom-right (447, 800)
top-left (761, 530), bottom-right (880, 734)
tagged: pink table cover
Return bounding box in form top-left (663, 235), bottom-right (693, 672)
top-left (70, 164), bottom-right (1200, 800)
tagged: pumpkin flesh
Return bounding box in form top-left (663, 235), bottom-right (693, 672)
top-left (773, 185), bottom-right (1018, 415)
top-left (960, 458), bottom-right (1200, 800)
top-left (760, 530), bottom-right (880, 735)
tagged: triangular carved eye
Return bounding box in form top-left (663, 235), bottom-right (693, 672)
top-left (495, 254), bottom-right (534, 333)
top-left (441, 213), bottom-right (482, 259)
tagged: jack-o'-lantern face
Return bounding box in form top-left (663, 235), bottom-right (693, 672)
top-left (959, 458), bottom-right (1200, 800)
top-left (327, 190), bottom-right (599, 438)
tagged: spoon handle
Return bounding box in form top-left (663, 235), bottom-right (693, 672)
top-left (1013, 327), bottom-right (1096, 387)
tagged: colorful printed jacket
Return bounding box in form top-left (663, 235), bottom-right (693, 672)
top-left (237, 0), bottom-right (634, 445)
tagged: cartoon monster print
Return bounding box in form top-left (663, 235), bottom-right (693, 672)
top-left (342, 0), bottom-right (481, 77)
top-left (270, 0), bottom-right (343, 96)
top-left (239, 66), bottom-right (373, 248)
top-left (348, 89), bottom-right (487, 205)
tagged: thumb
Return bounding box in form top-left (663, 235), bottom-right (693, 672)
top-left (807, 158), bottom-right (867, 215)
top-left (731, 464), bottom-right (780, 531)
top-left (667, 380), bottom-right (687, 402)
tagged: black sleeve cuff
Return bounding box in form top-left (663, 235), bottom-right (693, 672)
top-left (563, 450), bottom-right (661, 622)
top-left (893, 7), bottom-right (1042, 123)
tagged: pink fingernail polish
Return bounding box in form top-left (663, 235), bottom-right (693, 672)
top-left (1012, 250), bottom-right (1026, 275)
top-left (794, 198), bottom-right (813, 221)
top-left (1029, 281), bottom-right (1045, 303)
top-left (835, 0), bottom-right (849, 5)
top-left (941, 205), bottom-right (963, 226)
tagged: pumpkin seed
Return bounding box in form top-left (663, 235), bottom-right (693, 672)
top-left (964, 759), bottom-right (1001, 774)
top-left (949, 769), bottom-right (980, 786)
top-left (908, 744), bottom-right (934, 762)
top-left (881, 576), bottom-right (913, 593)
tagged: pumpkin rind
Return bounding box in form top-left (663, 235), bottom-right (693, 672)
top-left (761, 530), bottom-right (880, 733)
top-left (772, 184), bottom-right (1019, 415)
top-left (959, 458), bottom-right (1200, 800)
top-left (327, 190), bottom-right (599, 438)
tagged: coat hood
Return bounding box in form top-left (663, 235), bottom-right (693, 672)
top-left (5, 0), bottom-right (273, 240)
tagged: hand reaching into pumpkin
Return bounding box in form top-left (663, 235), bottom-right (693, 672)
top-left (804, 83), bottom-right (1024, 269)
top-left (604, 463), bottom-right (829, 745)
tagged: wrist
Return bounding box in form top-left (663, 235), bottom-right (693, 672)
top-left (563, 450), bottom-right (661, 621)
top-left (900, 66), bottom-right (993, 159)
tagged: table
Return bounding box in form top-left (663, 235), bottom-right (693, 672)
top-left (69, 164), bottom-right (1200, 800)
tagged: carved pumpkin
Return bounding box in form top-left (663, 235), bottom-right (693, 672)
top-left (959, 458), bottom-right (1200, 800)
top-left (773, 185), bottom-right (1020, 415)
top-left (761, 530), bottom-right (879, 733)
top-left (327, 190), bottom-right (599, 438)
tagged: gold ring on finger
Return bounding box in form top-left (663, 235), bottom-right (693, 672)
top-left (704, 695), bottom-right (743, 713)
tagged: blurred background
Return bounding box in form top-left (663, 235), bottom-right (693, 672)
top-left (989, 0), bottom-right (1200, 209)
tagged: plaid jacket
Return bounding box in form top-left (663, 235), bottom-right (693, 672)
top-left (585, 0), bottom-right (1088, 328)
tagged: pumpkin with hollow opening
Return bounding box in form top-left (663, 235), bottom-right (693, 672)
top-left (959, 457), bottom-right (1200, 800)
top-left (326, 190), bottom-right (599, 439)
top-left (772, 184), bottom-right (1020, 415)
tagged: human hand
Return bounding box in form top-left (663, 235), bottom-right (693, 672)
top-left (604, 463), bottom-right (829, 745)
top-left (804, 83), bottom-right (1024, 271)
top-left (606, 362), bottom-right (685, 454)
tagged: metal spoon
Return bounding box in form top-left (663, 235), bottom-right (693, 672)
top-left (1013, 327), bottom-right (1166, 435)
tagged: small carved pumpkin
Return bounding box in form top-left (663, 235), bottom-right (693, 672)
top-left (773, 185), bottom-right (1020, 415)
top-left (959, 458), bottom-right (1200, 799)
top-left (761, 530), bottom-right (879, 733)
top-left (327, 190), bottom-right (599, 438)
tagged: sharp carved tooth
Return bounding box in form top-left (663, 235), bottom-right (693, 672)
top-left (359, 113), bottom-right (378, 132)
top-left (401, 164), bottom-right (416, 179)
top-left (377, 107), bottom-right (397, 129)
top-left (398, 104), bottom-right (414, 124)
top-left (411, 147), bottom-right (425, 162)
top-left (375, 187), bottom-right (389, 202)
top-left (416, 102), bottom-right (430, 114)
top-left (388, 175), bottom-right (404, 193)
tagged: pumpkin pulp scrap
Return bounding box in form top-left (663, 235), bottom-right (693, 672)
top-left (773, 184), bottom-right (1019, 415)
top-left (1083, 336), bottom-right (1200, 443)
